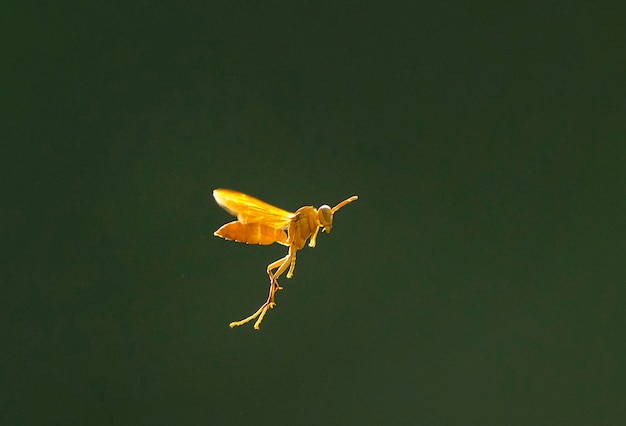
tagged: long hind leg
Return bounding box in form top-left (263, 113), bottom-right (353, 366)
top-left (269, 246), bottom-right (296, 283)
top-left (229, 248), bottom-right (295, 329)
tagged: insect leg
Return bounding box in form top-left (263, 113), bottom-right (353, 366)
top-left (229, 249), bottom-right (295, 330)
top-left (286, 252), bottom-right (298, 279)
top-left (308, 226), bottom-right (321, 248)
top-left (228, 277), bottom-right (282, 329)
top-left (267, 251), bottom-right (292, 286)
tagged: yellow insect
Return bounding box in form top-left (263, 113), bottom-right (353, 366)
top-left (213, 188), bottom-right (358, 329)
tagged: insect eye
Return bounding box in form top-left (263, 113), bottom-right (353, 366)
top-left (319, 205), bottom-right (333, 229)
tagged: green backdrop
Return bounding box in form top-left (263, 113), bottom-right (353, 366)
top-left (3, 2), bottom-right (624, 424)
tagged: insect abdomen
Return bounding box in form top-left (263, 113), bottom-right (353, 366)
top-left (214, 221), bottom-right (288, 246)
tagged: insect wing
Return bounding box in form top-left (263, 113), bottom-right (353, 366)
top-left (213, 189), bottom-right (294, 228)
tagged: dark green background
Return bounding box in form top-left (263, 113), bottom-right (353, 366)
top-left (2, 2), bottom-right (624, 424)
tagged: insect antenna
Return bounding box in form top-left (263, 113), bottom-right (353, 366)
top-left (332, 196), bottom-right (358, 213)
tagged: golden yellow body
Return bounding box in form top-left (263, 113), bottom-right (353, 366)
top-left (213, 189), bottom-right (358, 329)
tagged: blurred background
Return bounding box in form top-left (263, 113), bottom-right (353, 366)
top-left (2, 2), bottom-right (624, 424)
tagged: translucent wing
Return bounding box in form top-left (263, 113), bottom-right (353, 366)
top-left (213, 189), bottom-right (294, 228)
